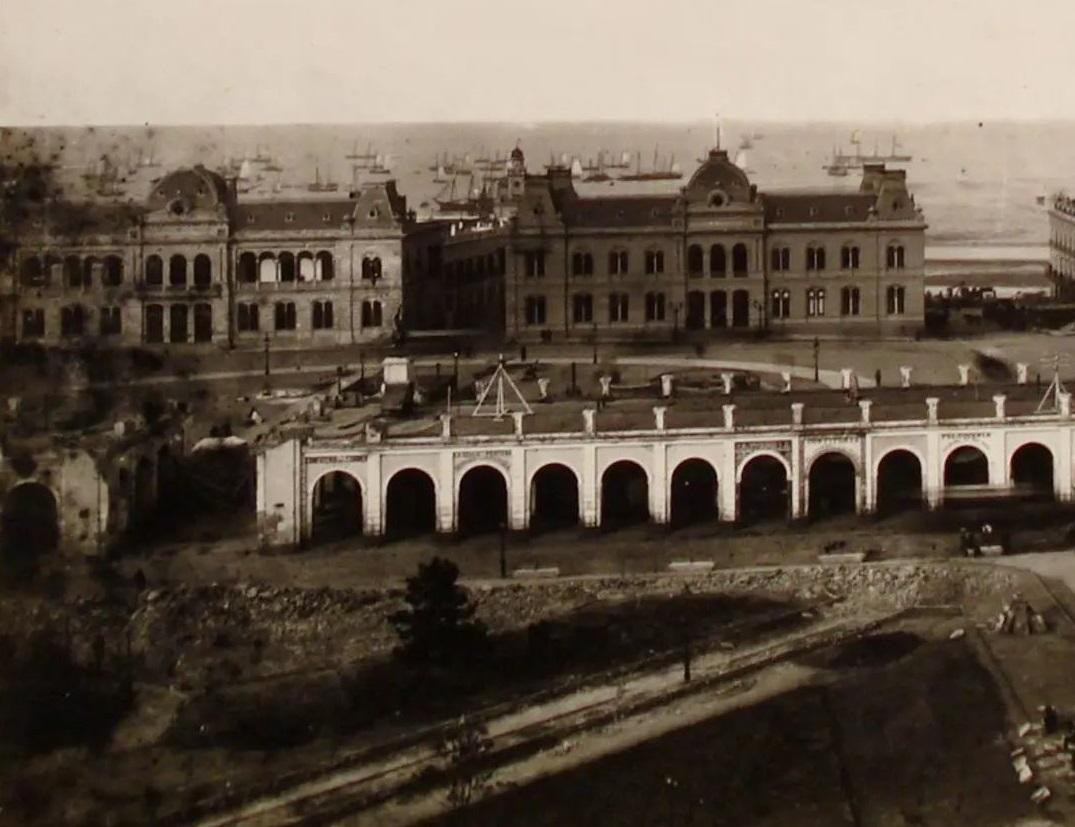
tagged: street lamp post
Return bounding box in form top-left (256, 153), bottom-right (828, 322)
top-left (592, 320), bottom-right (598, 365)
top-left (452, 350), bottom-right (460, 392)
top-left (672, 302), bottom-right (681, 344)
top-left (263, 333), bottom-right (270, 390)
top-left (499, 521), bottom-right (508, 579)
top-left (813, 337), bottom-right (820, 382)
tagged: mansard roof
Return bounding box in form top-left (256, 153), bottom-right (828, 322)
top-left (761, 191), bottom-right (877, 223)
top-left (562, 195), bottom-right (679, 228)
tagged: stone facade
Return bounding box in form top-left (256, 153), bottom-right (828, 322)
top-left (3, 167), bottom-right (408, 349)
top-left (258, 397), bottom-right (1072, 548)
top-left (1049, 195), bottom-right (1075, 294)
top-left (410, 148), bottom-right (927, 342)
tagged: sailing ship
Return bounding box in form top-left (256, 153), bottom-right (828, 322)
top-left (307, 165), bottom-right (339, 193)
top-left (618, 147), bottom-right (683, 181)
top-left (346, 141), bottom-right (377, 163)
top-left (368, 153), bottom-right (391, 175)
top-left (830, 132), bottom-right (912, 169)
top-left (605, 151), bottom-right (633, 170)
top-left (432, 163), bottom-right (449, 183)
top-left (434, 174), bottom-right (491, 215)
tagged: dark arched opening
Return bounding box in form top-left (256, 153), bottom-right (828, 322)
top-left (169, 254), bottom-right (187, 286)
top-left (732, 289), bottom-right (750, 327)
top-left (687, 244), bottom-right (704, 276)
top-left (670, 459), bottom-right (719, 528)
top-left (385, 469), bottom-right (436, 539)
top-left (732, 243), bottom-right (748, 276)
top-left (1011, 443), bottom-right (1054, 500)
top-left (457, 466), bottom-right (508, 536)
top-left (944, 446), bottom-right (989, 488)
top-left (600, 461), bottom-right (649, 529)
top-left (686, 290), bottom-right (705, 329)
top-left (739, 455), bottom-right (789, 524)
top-left (238, 252), bottom-right (257, 283)
top-left (311, 472), bottom-right (363, 543)
top-left (2, 483), bottom-right (59, 577)
top-left (530, 464), bottom-right (579, 533)
top-left (193, 254), bottom-right (212, 288)
top-left (808, 453), bottom-right (857, 519)
top-left (132, 457), bottom-right (155, 528)
top-left (876, 450), bottom-right (923, 515)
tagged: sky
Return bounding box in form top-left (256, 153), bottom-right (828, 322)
top-left (1, 0), bottom-right (1074, 126)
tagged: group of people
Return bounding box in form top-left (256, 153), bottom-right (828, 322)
top-left (959, 521), bottom-right (1008, 556)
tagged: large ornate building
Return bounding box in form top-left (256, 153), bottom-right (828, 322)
top-left (2, 166), bottom-right (408, 348)
top-left (409, 147), bottom-right (925, 340)
top-left (2, 148), bottom-right (926, 349)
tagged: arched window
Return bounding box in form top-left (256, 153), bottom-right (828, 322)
top-left (361, 256), bottom-right (382, 282)
top-left (274, 301), bottom-right (297, 330)
top-left (145, 304), bottom-right (164, 342)
top-left (840, 244), bottom-right (860, 270)
top-left (193, 303), bottom-right (213, 342)
top-left (886, 244), bottom-right (906, 269)
top-left (687, 244), bottom-right (704, 276)
top-left (732, 243), bottom-right (748, 276)
top-left (236, 252), bottom-right (255, 283)
top-left (709, 244), bottom-right (726, 277)
top-left (103, 255), bottom-right (123, 286)
top-left (645, 249), bottom-right (665, 275)
top-left (169, 304), bottom-right (188, 342)
top-left (258, 252), bottom-right (277, 283)
top-left (82, 256), bottom-right (99, 286)
top-left (19, 256), bottom-right (44, 287)
top-left (278, 252), bottom-right (296, 282)
top-left (609, 292), bottom-right (629, 322)
top-left (63, 255), bottom-right (81, 287)
top-left (298, 251), bottom-right (316, 281)
top-left (169, 254), bottom-right (187, 286)
top-left (21, 308), bottom-right (45, 337)
top-left (236, 303), bottom-right (259, 332)
top-left (193, 254), bottom-right (212, 289)
top-left (770, 246), bottom-right (790, 271)
top-left (841, 286), bottom-right (861, 316)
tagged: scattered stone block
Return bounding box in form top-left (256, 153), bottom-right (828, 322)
top-left (1031, 786), bottom-right (1051, 804)
top-left (668, 560), bottom-right (714, 573)
top-left (818, 552), bottom-right (868, 564)
top-left (949, 628), bottom-right (965, 640)
top-left (511, 567), bottom-right (560, 579)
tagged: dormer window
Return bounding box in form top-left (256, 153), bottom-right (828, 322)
top-left (893, 199), bottom-right (904, 210)
top-left (775, 208), bottom-right (784, 218)
top-left (808, 206), bottom-right (818, 218)
top-left (322, 212), bottom-right (332, 223)
top-left (368, 207), bottom-right (380, 219)
top-left (247, 213), bottom-right (256, 223)
top-left (844, 205), bottom-right (854, 217)
top-left (284, 212), bottom-right (295, 223)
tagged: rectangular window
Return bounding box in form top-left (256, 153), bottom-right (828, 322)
top-left (100, 306), bottom-right (122, 336)
top-left (237, 302), bottom-right (260, 332)
top-left (608, 250), bottom-right (628, 276)
top-left (841, 245), bottom-right (860, 270)
top-left (770, 246), bottom-right (790, 271)
top-left (524, 251), bottom-right (546, 278)
top-left (645, 250), bottom-right (664, 275)
top-left (806, 288), bottom-right (826, 318)
top-left (274, 301), bottom-right (297, 331)
top-left (841, 287), bottom-right (861, 316)
top-left (644, 292), bottom-right (666, 321)
top-left (807, 246), bottom-right (826, 271)
top-left (21, 308), bottom-right (45, 338)
top-left (572, 293), bottom-right (593, 324)
top-left (312, 300), bottom-right (334, 330)
top-left (886, 285), bottom-right (906, 315)
top-left (609, 292), bottom-right (629, 322)
top-left (770, 290), bottom-right (790, 319)
top-left (524, 295), bottom-right (547, 325)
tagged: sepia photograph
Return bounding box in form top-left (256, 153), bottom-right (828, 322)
top-left (3, 0), bottom-right (1075, 823)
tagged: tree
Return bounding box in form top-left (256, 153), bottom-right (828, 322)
top-left (389, 557), bottom-right (487, 666)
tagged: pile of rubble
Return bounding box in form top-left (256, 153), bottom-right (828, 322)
top-left (991, 594), bottom-right (1049, 635)
top-left (1010, 705), bottom-right (1075, 808)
